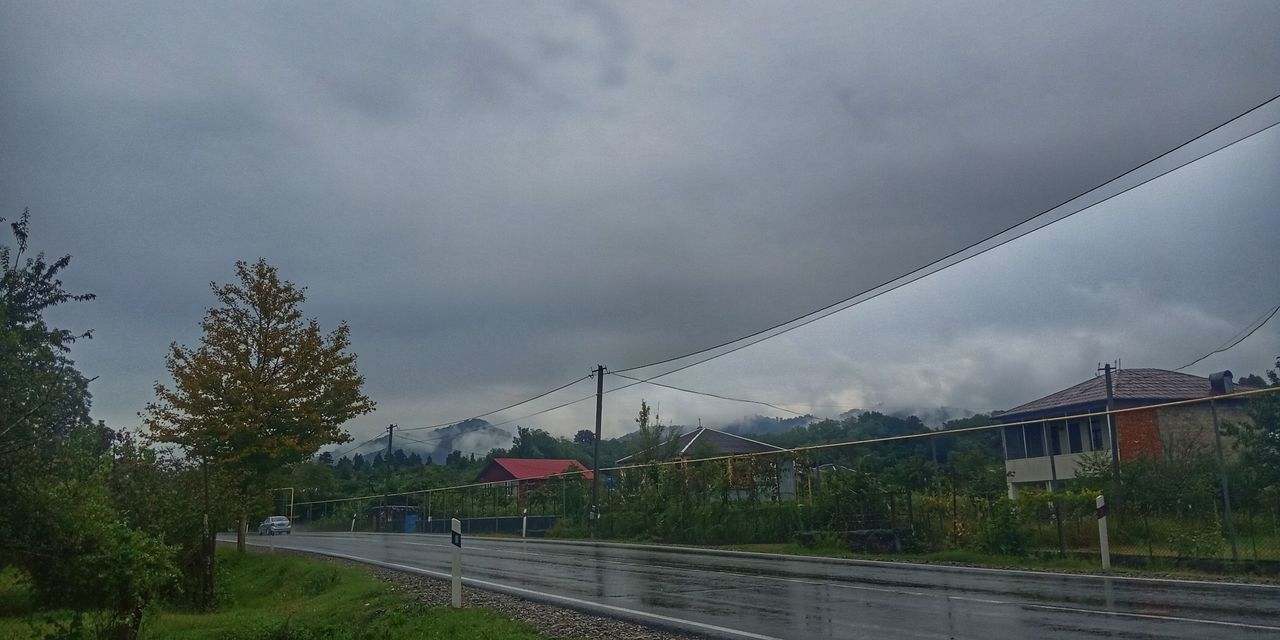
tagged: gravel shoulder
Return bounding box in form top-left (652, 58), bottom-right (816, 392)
top-left (267, 548), bottom-right (700, 640)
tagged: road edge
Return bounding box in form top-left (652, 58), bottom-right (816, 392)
top-left (223, 539), bottom-right (781, 640)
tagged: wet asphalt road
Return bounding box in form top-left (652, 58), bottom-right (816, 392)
top-left (224, 531), bottom-right (1280, 639)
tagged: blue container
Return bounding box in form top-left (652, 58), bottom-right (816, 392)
top-left (404, 514), bottom-right (419, 533)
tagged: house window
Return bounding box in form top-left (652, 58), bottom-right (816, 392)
top-left (1004, 426), bottom-right (1026, 460)
top-left (1067, 421), bottom-right (1083, 453)
top-left (1048, 421), bottom-right (1065, 455)
top-left (1088, 415), bottom-right (1106, 451)
top-left (1025, 423), bottom-right (1045, 458)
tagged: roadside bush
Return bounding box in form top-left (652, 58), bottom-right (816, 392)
top-left (6, 465), bottom-right (177, 639)
top-left (978, 498), bottom-right (1026, 556)
top-left (1168, 524), bottom-right (1225, 559)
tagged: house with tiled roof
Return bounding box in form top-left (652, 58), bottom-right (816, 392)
top-left (475, 458), bottom-right (594, 501)
top-left (995, 368), bottom-right (1252, 496)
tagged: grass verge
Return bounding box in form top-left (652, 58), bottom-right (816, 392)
top-left (0, 550), bottom-right (550, 639)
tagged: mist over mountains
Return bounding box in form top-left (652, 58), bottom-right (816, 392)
top-left (643, 406), bottom-right (980, 441)
top-left (328, 419), bottom-right (514, 463)
top-left (713, 407), bottom-right (978, 436)
top-left (325, 405), bottom-right (980, 465)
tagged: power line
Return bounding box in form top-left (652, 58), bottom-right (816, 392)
top-left (615, 92), bottom-right (1280, 376)
top-left (485, 391), bottom-right (601, 430)
top-left (292, 385), bottom-right (1280, 507)
top-left (1177, 302), bottom-right (1280, 371)
top-left (398, 374), bottom-right (592, 433)
top-left (328, 434), bottom-right (383, 460)
top-left (334, 96), bottom-right (1280, 440)
top-left (607, 371), bottom-right (803, 415)
top-left (613, 118), bottom-right (1280, 389)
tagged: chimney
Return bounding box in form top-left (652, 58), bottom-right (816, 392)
top-left (1208, 370), bottom-right (1234, 395)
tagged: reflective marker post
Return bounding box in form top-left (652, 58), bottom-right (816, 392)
top-left (522, 508), bottom-right (528, 539)
top-left (1096, 495), bottom-right (1110, 570)
top-left (450, 517), bottom-right (462, 608)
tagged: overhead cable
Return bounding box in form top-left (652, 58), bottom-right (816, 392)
top-left (607, 371), bottom-right (803, 415)
top-left (1177, 302), bottom-right (1280, 371)
top-left (613, 118), bottom-right (1280, 388)
top-left (615, 93), bottom-right (1280, 376)
top-left (398, 374), bottom-right (592, 433)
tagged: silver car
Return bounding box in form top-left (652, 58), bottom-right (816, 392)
top-left (258, 515), bottom-right (292, 535)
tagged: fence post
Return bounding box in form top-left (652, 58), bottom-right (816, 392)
top-left (1041, 420), bottom-right (1066, 555)
top-left (1096, 494), bottom-right (1110, 570)
top-left (1208, 396), bottom-right (1239, 561)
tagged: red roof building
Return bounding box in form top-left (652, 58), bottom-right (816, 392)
top-left (476, 458), bottom-right (594, 484)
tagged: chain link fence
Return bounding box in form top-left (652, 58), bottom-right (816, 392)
top-left (286, 387), bottom-right (1280, 573)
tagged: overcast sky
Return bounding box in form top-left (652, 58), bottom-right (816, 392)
top-left (3, 1), bottom-right (1279, 442)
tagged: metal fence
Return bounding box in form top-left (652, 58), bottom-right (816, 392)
top-left (287, 386), bottom-right (1280, 572)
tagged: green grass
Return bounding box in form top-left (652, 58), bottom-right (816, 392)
top-left (0, 551), bottom-right (551, 640)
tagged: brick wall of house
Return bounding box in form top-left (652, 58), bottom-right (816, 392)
top-left (1116, 408), bottom-right (1162, 461)
top-left (1155, 402), bottom-right (1250, 461)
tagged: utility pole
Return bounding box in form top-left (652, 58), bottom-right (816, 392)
top-left (590, 365), bottom-right (605, 539)
top-left (382, 424), bottom-right (395, 531)
top-left (1101, 364), bottom-right (1121, 492)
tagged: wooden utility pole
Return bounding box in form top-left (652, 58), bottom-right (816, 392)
top-left (1102, 364), bottom-right (1120, 490)
top-left (590, 365), bottom-right (605, 538)
top-left (382, 424), bottom-right (395, 531)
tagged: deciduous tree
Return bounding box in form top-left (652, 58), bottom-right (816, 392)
top-left (144, 259), bottom-right (374, 556)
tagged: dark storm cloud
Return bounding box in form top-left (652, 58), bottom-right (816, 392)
top-left (2, 1), bottom-right (1278, 439)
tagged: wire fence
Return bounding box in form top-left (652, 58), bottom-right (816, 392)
top-left (284, 386), bottom-right (1280, 572)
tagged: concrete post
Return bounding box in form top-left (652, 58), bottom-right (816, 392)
top-left (451, 517), bottom-right (462, 608)
top-left (1096, 495), bottom-right (1110, 570)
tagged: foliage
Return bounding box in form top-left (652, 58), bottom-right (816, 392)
top-left (143, 259), bottom-right (375, 549)
top-left (625, 400), bottom-right (679, 462)
top-left (2, 550), bottom-right (550, 640)
top-left (978, 498), bottom-right (1025, 556)
top-left (1, 210), bottom-right (180, 638)
top-left (0, 208), bottom-right (95, 463)
top-left (1232, 358), bottom-right (1280, 491)
top-left (1167, 524), bottom-right (1224, 559)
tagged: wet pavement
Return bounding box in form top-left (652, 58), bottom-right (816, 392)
top-left (222, 532), bottom-right (1280, 639)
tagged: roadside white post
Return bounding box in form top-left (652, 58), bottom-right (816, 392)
top-left (350, 513), bottom-right (356, 533)
top-left (450, 517), bottom-right (462, 608)
top-left (522, 508), bottom-right (528, 539)
top-left (1096, 494), bottom-right (1111, 570)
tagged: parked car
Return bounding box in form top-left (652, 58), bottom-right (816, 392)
top-left (258, 515), bottom-right (292, 535)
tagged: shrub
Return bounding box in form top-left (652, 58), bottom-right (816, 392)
top-left (979, 498), bottom-right (1026, 556)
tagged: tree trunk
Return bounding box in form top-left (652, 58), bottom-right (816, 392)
top-left (204, 527), bottom-right (217, 607)
top-left (200, 460), bottom-right (216, 608)
top-left (237, 512), bottom-right (247, 552)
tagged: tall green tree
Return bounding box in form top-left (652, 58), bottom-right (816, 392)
top-left (2, 210), bottom-right (176, 637)
top-left (0, 208), bottom-right (95, 460)
top-left (144, 259), bottom-right (375, 556)
top-left (1236, 358), bottom-right (1280, 490)
top-left (627, 399), bottom-right (679, 462)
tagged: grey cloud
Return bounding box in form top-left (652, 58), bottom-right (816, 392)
top-left (3, 1), bottom-right (1278, 441)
